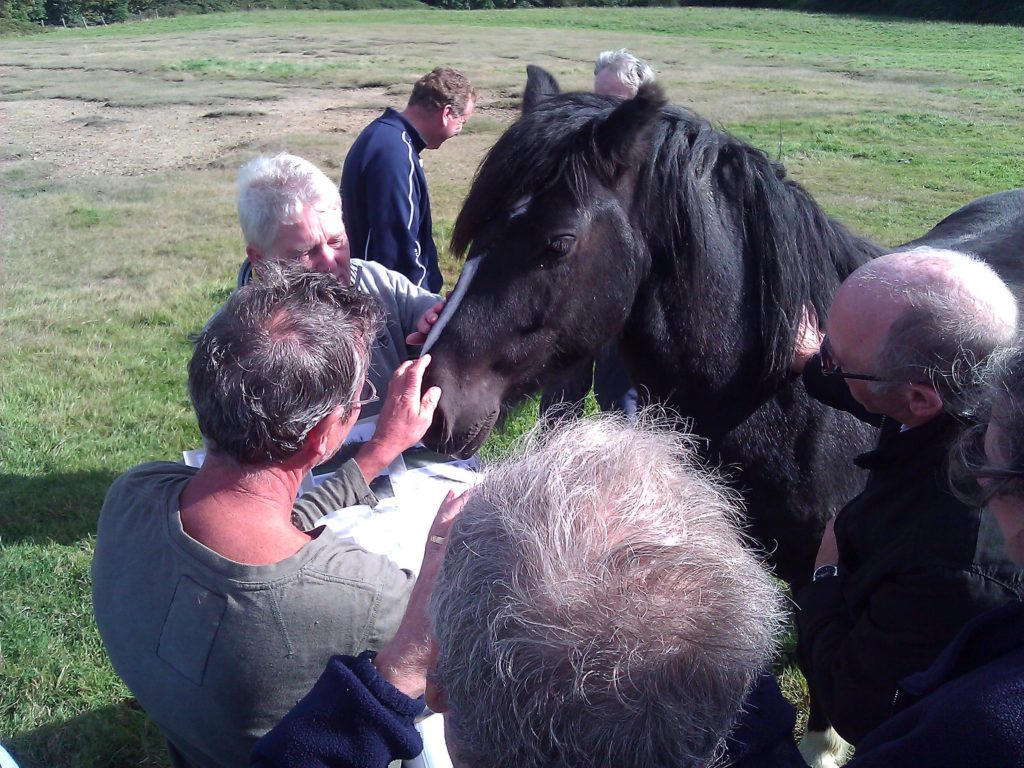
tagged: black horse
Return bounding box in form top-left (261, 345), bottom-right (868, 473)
top-left (421, 66), bottom-right (1023, 590)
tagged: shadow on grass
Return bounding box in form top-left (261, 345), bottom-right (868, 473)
top-left (0, 471), bottom-right (118, 545)
top-left (8, 699), bottom-right (170, 768)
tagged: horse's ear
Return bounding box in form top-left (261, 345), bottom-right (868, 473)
top-left (523, 65), bottom-right (561, 113)
top-left (593, 83), bottom-right (667, 176)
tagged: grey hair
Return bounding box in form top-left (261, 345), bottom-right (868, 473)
top-left (236, 153), bottom-right (341, 256)
top-left (856, 246), bottom-right (1019, 410)
top-left (189, 260), bottom-right (383, 465)
top-left (430, 414), bottom-right (786, 768)
top-left (952, 344), bottom-right (1024, 508)
top-left (594, 49), bottom-right (656, 93)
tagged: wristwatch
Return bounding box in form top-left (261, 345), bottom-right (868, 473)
top-left (812, 564), bottom-right (839, 581)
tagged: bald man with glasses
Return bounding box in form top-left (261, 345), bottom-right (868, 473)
top-left (789, 247), bottom-right (1024, 754)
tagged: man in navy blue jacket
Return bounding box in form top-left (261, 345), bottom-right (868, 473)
top-left (341, 68), bottom-right (475, 293)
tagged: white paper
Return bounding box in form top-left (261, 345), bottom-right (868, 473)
top-left (312, 415), bottom-right (479, 573)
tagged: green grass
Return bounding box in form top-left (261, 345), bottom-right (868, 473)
top-left (166, 56), bottom-right (367, 79)
top-left (2, 7), bottom-right (1022, 767)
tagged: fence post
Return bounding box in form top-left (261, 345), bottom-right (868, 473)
top-left (81, 14), bottom-right (88, 26)
top-left (61, 16), bottom-right (67, 26)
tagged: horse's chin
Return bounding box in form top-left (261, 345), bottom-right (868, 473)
top-left (425, 409), bottom-right (499, 459)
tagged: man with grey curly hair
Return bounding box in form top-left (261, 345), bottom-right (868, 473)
top-left (95, 262), bottom-right (442, 768)
top-left (594, 48), bottom-right (656, 98)
top-left (791, 246), bottom-right (1024, 758)
top-left (253, 417), bottom-right (806, 768)
top-left (428, 418), bottom-right (790, 768)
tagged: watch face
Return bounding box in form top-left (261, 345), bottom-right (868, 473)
top-left (813, 565), bottom-right (839, 581)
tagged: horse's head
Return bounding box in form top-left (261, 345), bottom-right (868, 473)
top-left (421, 68), bottom-right (667, 457)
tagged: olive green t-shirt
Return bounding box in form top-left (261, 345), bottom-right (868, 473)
top-left (92, 460), bottom-right (415, 768)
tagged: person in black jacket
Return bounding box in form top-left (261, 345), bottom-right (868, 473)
top-left (791, 246), bottom-right (1024, 748)
top-left (340, 68), bottom-right (475, 293)
top-left (848, 345), bottom-right (1024, 767)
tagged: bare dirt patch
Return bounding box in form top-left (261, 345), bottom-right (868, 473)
top-left (0, 18), bottom-right (976, 184)
top-left (1, 83), bottom-right (392, 177)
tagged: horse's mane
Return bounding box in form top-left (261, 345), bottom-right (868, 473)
top-left (453, 92), bottom-right (883, 379)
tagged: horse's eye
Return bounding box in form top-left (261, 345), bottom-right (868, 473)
top-left (548, 235), bottom-right (576, 255)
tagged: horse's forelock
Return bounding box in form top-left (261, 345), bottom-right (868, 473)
top-left (451, 96), bottom-right (624, 258)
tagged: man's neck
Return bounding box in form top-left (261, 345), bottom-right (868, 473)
top-left (400, 105), bottom-right (434, 149)
top-left (179, 452), bottom-right (311, 565)
top-left (895, 410), bottom-right (942, 431)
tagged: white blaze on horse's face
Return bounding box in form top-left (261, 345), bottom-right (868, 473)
top-left (509, 195), bottom-right (532, 220)
top-left (420, 255), bottom-right (483, 357)
top-left (421, 196), bottom-right (531, 356)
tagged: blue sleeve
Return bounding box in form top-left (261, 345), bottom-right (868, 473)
top-left (723, 673), bottom-right (805, 768)
top-left (251, 651), bottom-right (424, 768)
top-left (359, 140), bottom-right (427, 287)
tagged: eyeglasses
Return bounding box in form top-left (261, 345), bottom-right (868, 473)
top-left (819, 337), bottom-right (885, 382)
top-left (353, 378), bottom-right (379, 408)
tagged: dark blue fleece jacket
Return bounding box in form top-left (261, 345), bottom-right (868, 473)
top-left (850, 600), bottom-right (1024, 768)
top-left (250, 653), bottom-right (804, 768)
top-left (340, 108), bottom-right (442, 293)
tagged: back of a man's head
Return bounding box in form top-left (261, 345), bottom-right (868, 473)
top-left (189, 261), bottom-right (382, 465)
top-left (594, 49), bottom-right (656, 97)
top-left (430, 416), bottom-right (785, 768)
top-left (408, 67), bottom-right (475, 115)
top-left (237, 153), bottom-right (340, 256)
top-left (849, 246), bottom-right (1018, 405)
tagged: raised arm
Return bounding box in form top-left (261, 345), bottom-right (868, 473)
top-left (251, 492), bottom-right (468, 768)
top-left (353, 356), bottom-right (441, 482)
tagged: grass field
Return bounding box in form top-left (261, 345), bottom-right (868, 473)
top-left (2, 7), bottom-right (1022, 766)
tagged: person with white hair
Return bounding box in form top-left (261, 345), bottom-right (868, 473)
top-left (252, 417), bottom-right (808, 768)
top-left (540, 49), bottom-right (657, 420)
top-left (593, 48), bottom-right (655, 98)
top-left (792, 247), bottom-right (1024, 754)
top-left (235, 153), bottom-right (445, 434)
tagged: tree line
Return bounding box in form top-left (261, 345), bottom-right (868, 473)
top-left (429, 0), bottom-right (1020, 23)
top-left (2, 0), bottom-right (415, 27)
top-left (2, 0), bottom-right (1019, 31)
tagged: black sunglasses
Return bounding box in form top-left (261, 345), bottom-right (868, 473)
top-left (820, 337), bottom-right (886, 382)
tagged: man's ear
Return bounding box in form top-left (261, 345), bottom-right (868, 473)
top-left (305, 405), bottom-right (353, 463)
top-left (907, 382), bottom-right (944, 422)
top-left (425, 679), bottom-right (449, 713)
top-left (304, 412), bottom-right (335, 462)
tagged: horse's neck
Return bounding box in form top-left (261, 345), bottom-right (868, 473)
top-left (620, 279), bottom-right (756, 436)
top-left (621, 221), bottom-right (877, 436)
